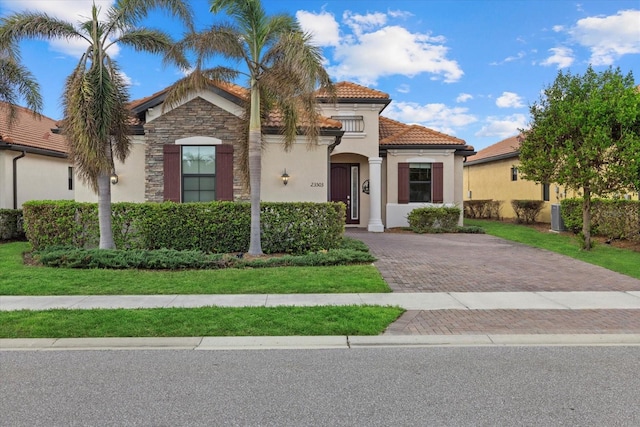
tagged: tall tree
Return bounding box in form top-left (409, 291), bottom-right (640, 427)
top-left (0, 45), bottom-right (42, 125)
top-left (519, 66), bottom-right (640, 250)
top-left (0, 0), bottom-right (193, 248)
top-left (166, 0), bottom-right (334, 255)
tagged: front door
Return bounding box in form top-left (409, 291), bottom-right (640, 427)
top-left (331, 163), bottom-right (359, 224)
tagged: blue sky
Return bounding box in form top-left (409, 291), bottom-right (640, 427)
top-left (1, 0), bottom-right (639, 151)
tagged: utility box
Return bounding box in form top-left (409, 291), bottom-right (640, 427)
top-left (551, 204), bottom-right (566, 232)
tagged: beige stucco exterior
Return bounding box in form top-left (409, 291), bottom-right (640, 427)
top-left (463, 157), bottom-right (577, 223)
top-left (0, 150), bottom-right (73, 209)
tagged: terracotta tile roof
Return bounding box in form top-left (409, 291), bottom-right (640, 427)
top-left (127, 81), bottom-right (248, 112)
top-left (263, 110), bottom-right (342, 130)
top-left (379, 116), bottom-right (467, 146)
top-left (316, 81), bottom-right (390, 100)
top-left (0, 102), bottom-right (68, 154)
top-left (466, 134), bottom-right (522, 164)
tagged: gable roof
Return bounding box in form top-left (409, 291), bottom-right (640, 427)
top-left (0, 102), bottom-right (68, 155)
top-left (379, 116), bottom-right (472, 151)
top-left (465, 134), bottom-right (521, 165)
top-left (316, 81), bottom-right (391, 108)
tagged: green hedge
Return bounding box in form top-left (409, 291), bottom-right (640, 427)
top-left (0, 209), bottom-right (24, 241)
top-left (561, 198), bottom-right (640, 241)
top-left (407, 206), bottom-right (461, 233)
top-left (463, 200), bottom-right (502, 219)
top-left (22, 201), bottom-right (346, 254)
top-left (511, 200), bottom-right (544, 224)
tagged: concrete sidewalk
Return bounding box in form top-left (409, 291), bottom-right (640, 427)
top-left (2, 334), bottom-right (640, 351)
top-left (2, 291), bottom-right (640, 311)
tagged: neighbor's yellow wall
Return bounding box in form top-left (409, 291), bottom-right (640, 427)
top-left (463, 158), bottom-right (577, 222)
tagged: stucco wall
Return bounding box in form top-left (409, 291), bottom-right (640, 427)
top-left (317, 104), bottom-right (382, 159)
top-left (329, 152), bottom-right (371, 228)
top-left (463, 158), bottom-right (573, 223)
top-left (261, 136), bottom-right (333, 203)
top-left (0, 151), bottom-right (73, 209)
top-left (385, 149), bottom-right (462, 228)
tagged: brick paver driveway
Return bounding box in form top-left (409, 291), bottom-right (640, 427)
top-left (348, 230), bottom-right (640, 293)
top-left (347, 230), bottom-right (640, 335)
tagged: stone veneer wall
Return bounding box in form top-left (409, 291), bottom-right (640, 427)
top-left (143, 97), bottom-right (247, 202)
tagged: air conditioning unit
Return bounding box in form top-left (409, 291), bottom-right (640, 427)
top-left (551, 204), bottom-right (566, 232)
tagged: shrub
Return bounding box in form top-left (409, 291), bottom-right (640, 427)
top-left (34, 245), bottom-right (375, 270)
top-left (463, 200), bottom-right (502, 219)
top-left (407, 206), bottom-right (461, 233)
top-left (511, 200), bottom-right (544, 224)
top-left (457, 225), bottom-right (485, 234)
top-left (561, 198), bottom-right (640, 241)
top-left (22, 200), bottom-right (346, 254)
top-left (0, 209), bottom-right (25, 241)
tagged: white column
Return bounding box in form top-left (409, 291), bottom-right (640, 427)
top-left (368, 157), bottom-right (384, 232)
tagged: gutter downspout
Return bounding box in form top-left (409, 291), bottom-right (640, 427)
top-left (12, 150), bottom-right (26, 209)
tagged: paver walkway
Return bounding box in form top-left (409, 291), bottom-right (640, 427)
top-left (346, 229), bottom-right (640, 335)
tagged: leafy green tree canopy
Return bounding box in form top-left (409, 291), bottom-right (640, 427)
top-left (519, 66), bottom-right (640, 249)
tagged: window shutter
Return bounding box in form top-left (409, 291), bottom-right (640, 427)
top-left (398, 163), bottom-right (409, 204)
top-left (216, 144), bottom-right (234, 201)
top-left (163, 144), bottom-right (181, 202)
top-left (432, 162), bottom-right (444, 203)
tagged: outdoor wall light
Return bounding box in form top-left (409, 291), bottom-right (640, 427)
top-left (110, 172), bottom-right (119, 185)
top-left (281, 169), bottom-right (290, 186)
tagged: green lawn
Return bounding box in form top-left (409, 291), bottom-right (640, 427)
top-left (465, 219), bottom-right (640, 280)
top-left (0, 306), bottom-right (404, 338)
top-left (0, 242), bottom-right (390, 296)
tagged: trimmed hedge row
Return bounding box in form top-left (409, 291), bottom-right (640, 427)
top-left (561, 198), bottom-right (640, 241)
top-left (22, 201), bottom-right (346, 254)
top-left (511, 200), bottom-right (544, 224)
top-left (0, 209), bottom-right (24, 241)
top-left (408, 206), bottom-right (461, 233)
top-left (463, 200), bottom-right (502, 219)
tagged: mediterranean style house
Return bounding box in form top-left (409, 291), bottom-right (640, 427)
top-left (463, 134), bottom-right (573, 223)
top-left (0, 102), bottom-right (73, 209)
top-left (72, 81), bottom-right (475, 230)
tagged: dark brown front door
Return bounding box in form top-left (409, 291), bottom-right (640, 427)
top-left (331, 163), bottom-right (359, 224)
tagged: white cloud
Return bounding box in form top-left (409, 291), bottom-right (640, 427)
top-left (456, 93), bottom-right (473, 103)
top-left (396, 84), bottom-right (410, 94)
top-left (569, 10), bottom-right (640, 65)
top-left (540, 46), bottom-right (574, 68)
top-left (296, 10), bottom-right (341, 47)
top-left (496, 92), bottom-right (524, 108)
top-left (388, 9), bottom-right (414, 19)
top-left (475, 114), bottom-right (528, 138)
top-left (385, 101), bottom-right (477, 135)
top-left (0, 0), bottom-right (118, 58)
top-left (552, 25), bottom-right (565, 32)
top-left (298, 9), bottom-right (463, 85)
top-left (490, 51), bottom-right (525, 65)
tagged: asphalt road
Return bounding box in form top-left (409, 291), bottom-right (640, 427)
top-left (2, 346), bottom-right (639, 426)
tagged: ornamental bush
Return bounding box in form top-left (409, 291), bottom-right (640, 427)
top-left (463, 200), bottom-right (502, 219)
top-left (511, 200), bottom-right (544, 224)
top-left (22, 201), bottom-right (346, 254)
top-left (407, 206), bottom-right (461, 233)
top-left (0, 209), bottom-right (25, 241)
top-left (561, 198), bottom-right (640, 241)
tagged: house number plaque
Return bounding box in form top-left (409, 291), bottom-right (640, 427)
top-left (310, 182), bottom-right (324, 187)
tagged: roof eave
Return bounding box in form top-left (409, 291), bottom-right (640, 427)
top-left (465, 151), bottom-right (520, 166)
top-left (0, 142), bottom-right (68, 158)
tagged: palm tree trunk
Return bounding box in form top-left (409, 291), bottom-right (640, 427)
top-left (582, 187), bottom-right (592, 251)
top-left (247, 82), bottom-right (263, 256)
top-left (98, 172), bottom-right (115, 249)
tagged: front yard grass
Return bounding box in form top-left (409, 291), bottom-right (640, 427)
top-left (0, 242), bottom-right (390, 295)
top-left (0, 305), bottom-right (404, 338)
top-left (465, 219), bottom-right (640, 280)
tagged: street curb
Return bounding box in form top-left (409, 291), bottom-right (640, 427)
top-left (2, 334), bottom-right (640, 351)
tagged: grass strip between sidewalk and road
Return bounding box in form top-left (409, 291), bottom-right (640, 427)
top-left (465, 219), bottom-right (640, 280)
top-left (0, 242), bottom-right (390, 296)
top-left (0, 306), bottom-right (404, 338)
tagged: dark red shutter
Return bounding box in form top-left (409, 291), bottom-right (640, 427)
top-left (432, 162), bottom-right (443, 203)
top-left (398, 163), bottom-right (409, 204)
top-left (163, 144), bottom-right (181, 202)
top-left (216, 144), bottom-right (234, 201)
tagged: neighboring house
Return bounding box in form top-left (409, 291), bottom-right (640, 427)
top-left (75, 81), bottom-right (475, 230)
top-left (0, 102), bottom-right (73, 209)
top-left (463, 135), bottom-right (573, 223)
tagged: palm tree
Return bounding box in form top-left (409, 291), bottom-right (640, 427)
top-left (0, 0), bottom-right (193, 249)
top-left (0, 45), bottom-right (42, 125)
top-left (167, 0), bottom-right (334, 255)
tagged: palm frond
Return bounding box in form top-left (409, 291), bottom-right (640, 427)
top-left (0, 12), bottom-right (86, 47)
top-left (112, 0), bottom-right (194, 31)
top-left (162, 66), bottom-right (239, 111)
top-left (0, 56), bottom-right (42, 125)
